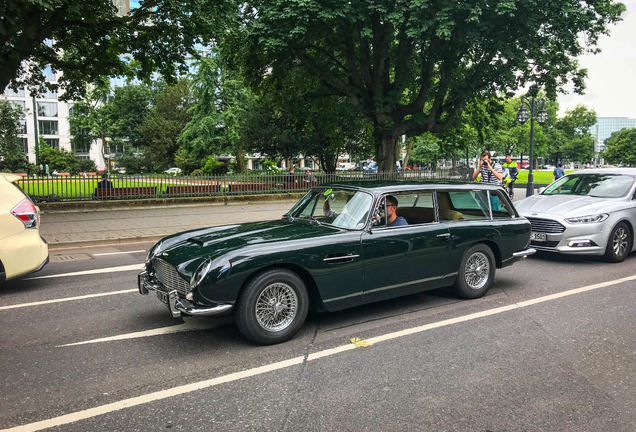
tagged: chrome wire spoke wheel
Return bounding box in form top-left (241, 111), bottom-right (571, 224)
top-left (255, 283), bottom-right (298, 332)
top-left (613, 228), bottom-right (628, 256)
top-left (464, 252), bottom-right (490, 290)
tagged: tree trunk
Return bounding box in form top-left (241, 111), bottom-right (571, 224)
top-left (376, 133), bottom-right (398, 172)
top-left (234, 150), bottom-right (246, 173)
top-left (452, 156), bottom-right (457, 171)
top-left (403, 137), bottom-right (414, 168)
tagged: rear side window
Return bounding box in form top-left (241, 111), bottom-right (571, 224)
top-left (437, 190), bottom-right (490, 221)
top-left (491, 190), bottom-right (516, 218)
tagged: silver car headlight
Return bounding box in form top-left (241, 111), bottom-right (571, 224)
top-left (564, 214), bottom-right (609, 224)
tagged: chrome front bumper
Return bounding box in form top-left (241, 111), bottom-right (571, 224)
top-left (138, 270), bottom-right (232, 318)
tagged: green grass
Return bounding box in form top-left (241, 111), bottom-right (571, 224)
top-left (513, 170), bottom-right (574, 185)
top-left (19, 179), bottom-right (177, 199)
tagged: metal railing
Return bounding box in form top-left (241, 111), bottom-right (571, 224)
top-left (16, 169), bottom-right (472, 203)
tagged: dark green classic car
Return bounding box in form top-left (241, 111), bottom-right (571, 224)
top-left (138, 181), bottom-right (534, 344)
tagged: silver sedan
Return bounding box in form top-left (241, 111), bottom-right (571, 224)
top-left (516, 169), bottom-right (636, 262)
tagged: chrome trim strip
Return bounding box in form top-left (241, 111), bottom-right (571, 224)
top-left (364, 275), bottom-right (444, 294)
top-left (323, 254), bottom-right (360, 261)
top-left (512, 248), bottom-right (537, 258)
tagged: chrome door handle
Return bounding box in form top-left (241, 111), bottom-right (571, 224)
top-left (323, 254), bottom-right (360, 262)
top-left (437, 233), bottom-right (451, 238)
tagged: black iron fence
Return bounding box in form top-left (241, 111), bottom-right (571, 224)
top-left (16, 169), bottom-right (472, 203)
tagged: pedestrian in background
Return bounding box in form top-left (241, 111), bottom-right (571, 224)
top-left (553, 163), bottom-right (565, 182)
top-left (304, 169), bottom-right (317, 183)
top-left (286, 168), bottom-right (297, 183)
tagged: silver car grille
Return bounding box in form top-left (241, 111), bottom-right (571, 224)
top-left (154, 259), bottom-right (190, 297)
top-left (526, 217), bottom-right (566, 234)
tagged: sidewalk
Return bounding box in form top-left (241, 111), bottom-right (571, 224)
top-left (40, 201), bottom-right (297, 247)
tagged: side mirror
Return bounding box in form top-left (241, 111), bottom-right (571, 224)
top-left (538, 187), bottom-right (546, 194)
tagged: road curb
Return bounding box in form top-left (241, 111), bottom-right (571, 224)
top-left (48, 234), bottom-right (166, 251)
top-left (38, 193), bottom-right (306, 214)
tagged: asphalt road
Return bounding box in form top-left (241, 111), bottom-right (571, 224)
top-left (1, 242), bottom-right (635, 432)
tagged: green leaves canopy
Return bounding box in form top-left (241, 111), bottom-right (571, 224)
top-left (604, 129), bottom-right (636, 166)
top-left (1, 0), bottom-right (236, 99)
top-left (240, 0), bottom-right (625, 170)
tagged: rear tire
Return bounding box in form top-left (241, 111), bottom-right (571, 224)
top-left (453, 244), bottom-right (496, 299)
top-left (235, 268), bottom-right (309, 345)
top-left (603, 222), bottom-right (632, 263)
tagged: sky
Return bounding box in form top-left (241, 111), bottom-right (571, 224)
top-left (557, 0), bottom-right (636, 119)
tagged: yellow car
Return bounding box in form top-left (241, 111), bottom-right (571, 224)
top-left (0, 173), bottom-right (48, 282)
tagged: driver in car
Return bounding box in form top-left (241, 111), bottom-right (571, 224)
top-left (386, 195), bottom-right (408, 227)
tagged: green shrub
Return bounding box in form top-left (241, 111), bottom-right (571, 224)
top-left (79, 158), bottom-right (97, 173)
top-left (191, 169), bottom-right (203, 176)
top-left (201, 157), bottom-right (229, 175)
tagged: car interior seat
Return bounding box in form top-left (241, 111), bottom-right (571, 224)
top-left (437, 192), bottom-right (463, 221)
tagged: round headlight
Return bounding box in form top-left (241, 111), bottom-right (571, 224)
top-left (146, 241), bottom-right (163, 262)
top-left (191, 259), bottom-right (214, 289)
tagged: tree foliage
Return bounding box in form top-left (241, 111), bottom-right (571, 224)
top-left (0, 100), bottom-right (28, 172)
top-left (1, 0), bottom-right (236, 99)
top-left (240, 0), bottom-right (625, 170)
top-left (604, 128), bottom-right (636, 166)
top-left (139, 79), bottom-right (194, 171)
top-left (38, 138), bottom-right (80, 174)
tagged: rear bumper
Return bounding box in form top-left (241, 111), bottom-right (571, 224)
top-left (0, 230), bottom-right (49, 281)
top-left (138, 270), bottom-right (232, 318)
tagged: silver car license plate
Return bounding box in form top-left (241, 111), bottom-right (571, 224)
top-left (530, 232), bottom-right (547, 242)
top-left (156, 290), bottom-right (169, 305)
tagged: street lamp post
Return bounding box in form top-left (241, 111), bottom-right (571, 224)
top-left (516, 96), bottom-right (548, 197)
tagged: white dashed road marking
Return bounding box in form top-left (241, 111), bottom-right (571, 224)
top-left (57, 317), bottom-right (233, 347)
top-left (3, 274), bottom-right (635, 432)
top-left (0, 289), bottom-right (137, 311)
top-left (25, 263), bottom-right (143, 280)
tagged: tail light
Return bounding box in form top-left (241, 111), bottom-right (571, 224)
top-left (11, 199), bottom-right (39, 229)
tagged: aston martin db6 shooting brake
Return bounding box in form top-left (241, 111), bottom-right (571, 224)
top-left (138, 181), bottom-right (534, 344)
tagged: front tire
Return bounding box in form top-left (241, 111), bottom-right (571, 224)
top-left (453, 244), bottom-right (496, 299)
top-left (235, 268), bottom-right (309, 345)
top-left (603, 222), bottom-right (632, 263)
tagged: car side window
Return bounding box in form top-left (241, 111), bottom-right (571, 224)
top-left (437, 190), bottom-right (490, 221)
top-left (491, 190), bottom-right (516, 218)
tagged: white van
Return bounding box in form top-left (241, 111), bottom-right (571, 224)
top-left (336, 162), bottom-right (356, 171)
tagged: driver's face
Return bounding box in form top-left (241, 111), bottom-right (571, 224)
top-left (506, 156), bottom-right (512, 163)
top-left (386, 202), bottom-right (396, 217)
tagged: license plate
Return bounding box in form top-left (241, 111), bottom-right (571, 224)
top-left (530, 232), bottom-right (547, 242)
top-left (156, 290), bottom-right (169, 305)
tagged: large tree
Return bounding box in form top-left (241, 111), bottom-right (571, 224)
top-left (1, 0), bottom-right (235, 99)
top-left (240, 0), bottom-right (625, 171)
top-left (140, 79), bottom-right (194, 171)
top-left (555, 105), bottom-right (597, 163)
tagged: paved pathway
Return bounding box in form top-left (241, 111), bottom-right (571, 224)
top-left (40, 201), bottom-right (297, 246)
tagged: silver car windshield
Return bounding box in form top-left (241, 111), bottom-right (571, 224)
top-left (543, 174), bottom-right (635, 198)
top-left (288, 188), bottom-right (373, 229)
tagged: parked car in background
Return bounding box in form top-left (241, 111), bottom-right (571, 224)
top-left (138, 181), bottom-right (534, 345)
top-left (164, 167), bottom-right (182, 175)
top-left (516, 169), bottom-right (636, 262)
top-left (0, 173), bottom-right (49, 283)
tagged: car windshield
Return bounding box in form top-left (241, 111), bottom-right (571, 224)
top-left (543, 174), bottom-right (635, 198)
top-left (287, 187), bottom-right (373, 229)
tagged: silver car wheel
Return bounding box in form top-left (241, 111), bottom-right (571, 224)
top-left (613, 227), bottom-right (629, 257)
top-left (465, 252), bottom-right (490, 290)
top-left (255, 283), bottom-right (298, 332)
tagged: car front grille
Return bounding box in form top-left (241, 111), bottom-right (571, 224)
top-left (531, 240), bottom-right (560, 248)
top-left (154, 259), bottom-right (190, 297)
top-left (526, 217), bottom-right (566, 234)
